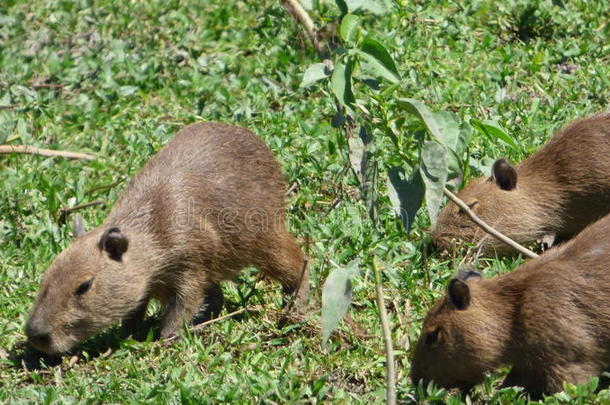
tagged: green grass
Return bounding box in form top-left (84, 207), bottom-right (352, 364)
top-left (1, 0), bottom-right (609, 403)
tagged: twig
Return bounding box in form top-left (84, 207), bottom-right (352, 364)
top-left (0, 145), bottom-right (96, 161)
top-left (164, 307), bottom-right (249, 343)
top-left (285, 182), bottom-right (298, 196)
top-left (58, 200), bottom-right (105, 224)
top-left (0, 105), bottom-right (16, 110)
top-left (372, 256), bottom-right (396, 405)
top-left (443, 187), bottom-right (538, 259)
top-left (281, 0), bottom-right (326, 59)
top-left (190, 307), bottom-right (248, 331)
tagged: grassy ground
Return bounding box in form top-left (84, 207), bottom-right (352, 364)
top-left (1, 0), bottom-right (609, 403)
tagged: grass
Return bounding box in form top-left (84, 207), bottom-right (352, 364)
top-left (0, 0), bottom-right (609, 403)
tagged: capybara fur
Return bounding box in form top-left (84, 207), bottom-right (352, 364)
top-left (412, 213), bottom-right (610, 397)
top-left (433, 112), bottom-right (610, 256)
top-left (26, 123), bottom-right (308, 354)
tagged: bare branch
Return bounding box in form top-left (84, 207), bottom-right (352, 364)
top-left (443, 187), bottom-right (539, 259)
top-left (163, 307), bottom-right (250, 343)
top-left (282, 0), bottom-right (326, 59)
top-left (285, 182), bottom-right (298, 196)
top-left (373, 256), bottom-right (396, 405)
top-left (0, 145), bottom-right (96, 161)
top-left (58, 200), bottom-right (105, 225)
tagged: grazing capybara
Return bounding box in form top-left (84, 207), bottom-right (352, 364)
top-left (26, 122), bottom-right (309, 354)
top-left (432, 112), bottom-right (610, 256)
top-left (412, 213), bottom-right (610, 397)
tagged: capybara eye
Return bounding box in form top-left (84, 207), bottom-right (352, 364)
top-left (425, 327), bottom-right (441, 345)
top-left (75, 278), bottom-right (94, 296)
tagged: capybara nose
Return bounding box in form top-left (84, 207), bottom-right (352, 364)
top-left (26, 321), bottom-right (51, 349)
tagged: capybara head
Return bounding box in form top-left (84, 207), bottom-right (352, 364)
top-left (26, 225), bottom-right (148, 354)
top-left (432, 159), bottom-right (546, 255)
top-left (411, 269), bottom-right (502, 391)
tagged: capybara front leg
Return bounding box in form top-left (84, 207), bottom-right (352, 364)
top-left (121, 299), bottom-right (149, 340)
top-left (191, 283), bottom-right (224, 325)
top-left (160, 282), bottom-right (205, 339)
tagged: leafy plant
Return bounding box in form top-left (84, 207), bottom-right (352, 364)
top-left (312, 12), bottom-right (519, 343)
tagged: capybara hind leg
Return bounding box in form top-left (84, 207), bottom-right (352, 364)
top-left (257, 232), bottom-right (309, 308)
top-left (191, 283), bottom-right (224, 325)
top-left (121, 299), bottom-right (149, 339)
top-left (503, 365), bottom-right (565, 399)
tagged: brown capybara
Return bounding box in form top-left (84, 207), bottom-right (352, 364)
top-left (26, 122), bottom-right (309, 354)
top-left (432, 112), bottom-right (610, 256)
top-left (412, 212), bottom-right (610, 398)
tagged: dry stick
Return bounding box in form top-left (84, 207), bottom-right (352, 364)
top-left (285, 182), bottom-right (298, 196)
top-left (163, 307), bottom-right (250, 343)
top-left (58, 200), bottom-right (105, 224)
top-left (281, 0), bottom-right (326, 59)
top-left (372, 256), bottom-right (396, 405)
top-left (190, 307), bottom-right (248, 332)
top-left (0, 145), bottom-right (95, 161)
top-left (443, 187), bottom-right (539, 259)
top-left (61, 200), bottom-right (104, 214)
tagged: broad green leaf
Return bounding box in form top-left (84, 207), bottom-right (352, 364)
top-left (0, 111), bottom-right (15, 144)
top-left (348, 126), bottom-right (378, 223)
top-left (331, 59), bottom-right (355, 106)
top-left (470, 119), bottom-right (518, 149)
top-left (387, 166), bottom-right (424, 233)
top-left (363, 156), bottom-right (379, 224)
top-left (344, 0), bottom-right (391, 15)
top-left (358, 37), bottom-right (400, 83)
top-left (445, 149), bottom-right (463, 190)
top-left (322, 261), bottom-right (360, 343)
top-left (380, 81), bottom-right (401, 98)
top-left (339, 14), bottom-right (360, 43)
top-left (347, 130), bottom-right (365, 184)
top-left (300, 63), bottom-right (330, 88)
top-left (456, 122), bottom-right (473, 156)
top-left (397, 98), bottom-right (461, 151)
top-left (420, 141), bottom-right (448, 225)
top-left (16, 117), bottom-right (30, 143)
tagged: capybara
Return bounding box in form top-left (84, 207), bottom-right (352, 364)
top-left (412, 213), bottom-right (610, 397)
top-left (432, 112), bottom-right (610, 256)
top-left (26, 122), bottom-right (308, 354)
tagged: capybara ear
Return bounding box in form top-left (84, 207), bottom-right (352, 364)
top-left (72, 214), bottom-right (85, 238)
top-left (448, 278), bottom-right (471, 310)
top-left (457, 267), bottom-right (482, 282)
top-left (99, 228), bottom-right (128, 261)
top-left (491, 158), bottom-right (518, 191)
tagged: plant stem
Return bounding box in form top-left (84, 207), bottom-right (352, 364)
top-left (373, 256), bottom-right (396, 405)
top-left (281, 0), bottom-right (326, 59)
